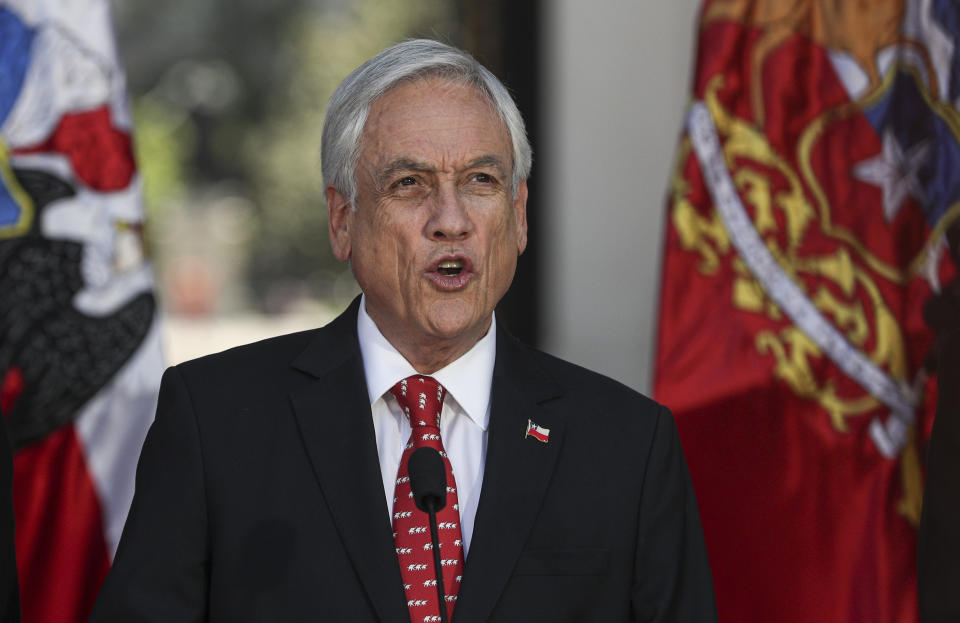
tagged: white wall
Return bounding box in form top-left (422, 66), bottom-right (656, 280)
top-left (542, 1), bottom-right (701, 393)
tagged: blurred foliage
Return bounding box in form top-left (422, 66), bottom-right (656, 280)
top-left (132, 96), bottom-right (195, 214)
top-left (111, 0), bottom-right (460, 313)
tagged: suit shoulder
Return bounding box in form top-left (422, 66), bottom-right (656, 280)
top-left (174, 328), bottom-right (320, 381)
top-left (515, 341), bottom-right (664, 416)
top-left (160, 328), bottom-right (331, 420)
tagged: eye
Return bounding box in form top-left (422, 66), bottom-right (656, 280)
top-left (397, 176), bottom-right (418, 187)
top-left (471, 172), bottom-right (495, 184)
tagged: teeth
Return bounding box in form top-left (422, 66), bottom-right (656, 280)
top-left (438, 260), bottom-right (463, 276)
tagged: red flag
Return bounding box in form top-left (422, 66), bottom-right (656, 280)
top-left (655, 2), bottom-right (959, 621)
top-left (0, 1), bottom-right (163, 621)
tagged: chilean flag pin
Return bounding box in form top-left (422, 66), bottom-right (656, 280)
top-left (525, 419), bottom-right (550, 443)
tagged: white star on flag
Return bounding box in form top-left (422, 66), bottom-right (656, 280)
top-left (525, 419), bottom-right (550, 443)
top-left (852, 129), bottom-right (930, 223)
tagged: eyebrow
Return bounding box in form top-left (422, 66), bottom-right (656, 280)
top-left (375, 159), bottom-right (433, 187)
top-left (374, 155), bottom-right (509, 188)
top-left (464, 155), bottom-right (508, 174)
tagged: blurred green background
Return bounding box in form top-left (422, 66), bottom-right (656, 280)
top-left (113, 0), bottom-right (463, 318)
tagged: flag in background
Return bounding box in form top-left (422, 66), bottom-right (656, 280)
top-left (656, 1), bottom-right (959, 622)
top-left (0, 0), bottom-right (162, 621)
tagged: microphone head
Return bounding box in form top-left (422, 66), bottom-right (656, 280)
top-left (408, 447), bottom-right (447, 513)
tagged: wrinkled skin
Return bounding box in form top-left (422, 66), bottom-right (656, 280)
top-left (327, 78), bottom-right (528, 373)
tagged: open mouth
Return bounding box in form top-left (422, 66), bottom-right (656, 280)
top-left (429, 255), bottom-right (472, 290)
top-left (437, 259), bottom-right (464, 276)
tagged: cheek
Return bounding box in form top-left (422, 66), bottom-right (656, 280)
top-left (482, 215), bottom-right (520, 280)
top-left (493, 210), bottom-right (519, 251)
top-left (359, 222), bottom-right (422, 283)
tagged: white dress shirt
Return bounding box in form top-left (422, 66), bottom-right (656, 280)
top-left (357, 295), bottom-right (494, 556)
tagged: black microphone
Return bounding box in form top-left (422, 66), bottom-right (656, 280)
top-left (407, 447), bottom-right (450, 623)
top-left (409, 446), bottom-right (447, 512)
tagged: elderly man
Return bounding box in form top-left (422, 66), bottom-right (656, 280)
top-left (91, 40), bottom-right (716, 622)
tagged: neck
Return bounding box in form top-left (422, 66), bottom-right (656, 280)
top-left (365, 308), bottom-right (490, 375)
top-left (399, 339), bottom-right (479, 375)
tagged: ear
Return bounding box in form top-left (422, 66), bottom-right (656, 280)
top-left (513, 179), bottom-right (529, 255)
top-left (326, 185), bottom-right (353, 262)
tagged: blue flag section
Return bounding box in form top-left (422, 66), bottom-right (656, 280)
top-left (0, 6), bottom-right (33, 233)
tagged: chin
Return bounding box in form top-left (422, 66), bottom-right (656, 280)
top-left (425, 316), bottom-right (479, 340)
top-left (424, 300), bottom-right (486, 339)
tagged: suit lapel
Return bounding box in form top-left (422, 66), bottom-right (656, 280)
top-left (289, 299), bottom-right (410, 623)
top-left (453, 331), bottom-right (564, 623)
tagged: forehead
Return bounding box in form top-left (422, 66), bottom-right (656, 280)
top-left (360, 77), bottom-right (512, 167)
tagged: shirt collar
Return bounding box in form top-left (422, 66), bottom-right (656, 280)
top-left (356, 294), bottom-right (495, 431)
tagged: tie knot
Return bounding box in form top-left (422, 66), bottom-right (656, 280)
top-left (389, 375), bottom-right (446, 429)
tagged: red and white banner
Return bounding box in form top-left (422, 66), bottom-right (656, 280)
top-left (656, 1), bottom-right (959, 621)
top-left (0, 1), bottom-right (162, 621)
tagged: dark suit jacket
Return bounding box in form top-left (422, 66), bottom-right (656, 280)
top-left (90, 299), bottom-right (716, 622)
top-left (919, 329), bottom-right (960, 623)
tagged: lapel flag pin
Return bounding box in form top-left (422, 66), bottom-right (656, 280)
top-left (525, 419), bottom-right (550, 443)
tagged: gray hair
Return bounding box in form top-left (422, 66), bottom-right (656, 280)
top-left (321, 39), bottom-right (532, 207)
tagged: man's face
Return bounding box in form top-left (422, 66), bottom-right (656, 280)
top-left (327, 77), bottom-right (528, 368)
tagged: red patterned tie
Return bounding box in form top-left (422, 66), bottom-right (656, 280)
top-left (390, 375), bottom-right (465, 622)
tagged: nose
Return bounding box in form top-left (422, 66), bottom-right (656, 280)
top-left (427, 184), bottom-right (473, 241)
